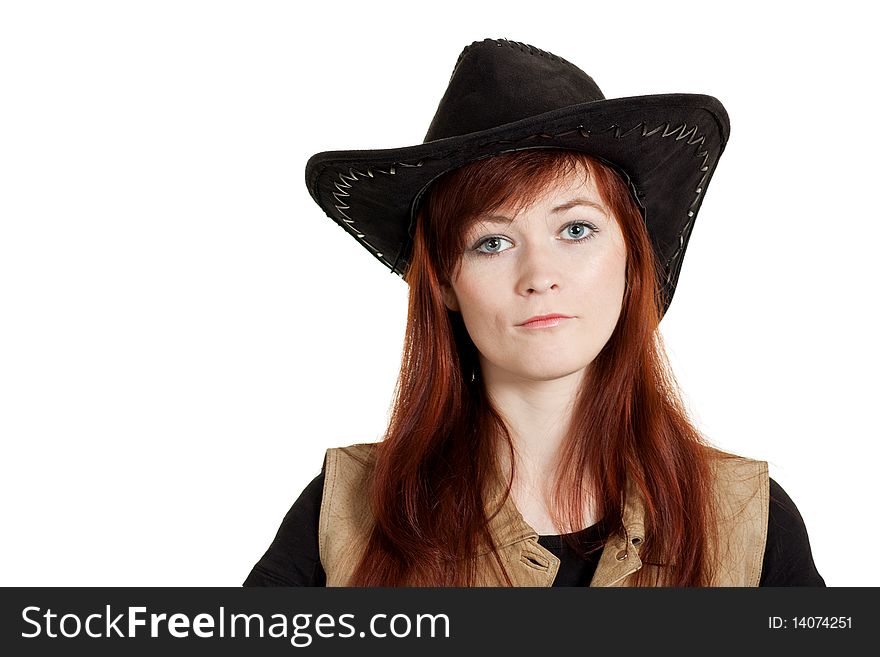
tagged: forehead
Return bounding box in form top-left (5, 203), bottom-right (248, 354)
top-left (469, 162), bottom-right (608, 227)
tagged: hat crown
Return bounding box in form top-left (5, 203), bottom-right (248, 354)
top-left (424, 38), bottom-right (606, 143)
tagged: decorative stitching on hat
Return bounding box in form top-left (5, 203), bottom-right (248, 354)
top-left (489, 38), bottom-right (563, 63)
top-left (330, 162), bottom-right (424, 261)
top-left (450, 38), bottom-right (579, 84)
top-left (323, 118), bottom-right (713, 288)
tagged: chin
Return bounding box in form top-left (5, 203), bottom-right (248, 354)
top-left (515, 362), bottom-right (591, 383)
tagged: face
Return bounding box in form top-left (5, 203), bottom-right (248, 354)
top-left (440, 163), bottom-right (627, 386)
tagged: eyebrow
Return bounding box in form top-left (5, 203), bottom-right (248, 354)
top-left (475, 197), bottom-right (608, 224)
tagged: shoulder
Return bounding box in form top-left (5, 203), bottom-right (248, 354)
top-left (701, 447), bottom-right (770, 585)
top-left (324, 441), bottom-right (380, 467)
top-left (704, 447), bottom-right (769, 515)
top-left (321, 441), bottom-right (380, 493)
top-left (705, 446), bottom-right (768, 481)
top-left (761, 477), bottom-right (826, 586)
top-left (242, 470), bottom-right (326, 586)
top-left (318, 442), bottom-right (380, 575)
top-left (320, 441), bottom-right (380, 507)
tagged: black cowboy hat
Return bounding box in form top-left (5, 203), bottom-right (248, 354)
top-left (304, 37), bottom-right (730, 317)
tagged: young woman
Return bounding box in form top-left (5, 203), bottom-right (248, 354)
top-left (244, 38), bottom-right (824, 587)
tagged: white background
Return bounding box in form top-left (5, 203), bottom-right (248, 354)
top-left (1, 0), bottom-right (876, 586)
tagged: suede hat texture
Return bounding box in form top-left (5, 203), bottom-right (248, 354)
top-left (304, 37), bottom-right (730, 317)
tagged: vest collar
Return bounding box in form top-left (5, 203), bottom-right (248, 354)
top-left (479, 468), bottom-right (649, 586)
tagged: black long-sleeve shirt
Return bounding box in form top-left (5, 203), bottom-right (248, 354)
top-left (243, 473), bottom-right (825, 587)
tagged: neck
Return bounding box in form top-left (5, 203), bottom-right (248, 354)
top-left (482, 361), bottom-right (586, 492)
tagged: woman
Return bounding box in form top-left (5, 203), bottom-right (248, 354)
top-left (244, 38), bottom-right (824, 587)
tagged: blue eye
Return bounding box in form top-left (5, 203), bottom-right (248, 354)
top-left (473, 221), bottom-right (599, 257)
top-left (475, 235), bottom-right (513, 255)
top-left (563, 222), bottom-right (596, 240)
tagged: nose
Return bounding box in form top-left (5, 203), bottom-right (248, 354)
top-left (517, 240), bottom-right (561, 295)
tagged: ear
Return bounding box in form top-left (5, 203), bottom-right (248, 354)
top-left (440, 282), bottom-right (460, 312)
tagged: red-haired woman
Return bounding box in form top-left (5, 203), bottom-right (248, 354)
top-left (245, 39), bottom-right (824, 587)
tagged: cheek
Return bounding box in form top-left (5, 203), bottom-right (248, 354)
top-left (458, 293), bottom-right (501, 334)
top-left (454, 275), bottom-right (508, 339)
top-left (573, 246), bottom-right (627, 324)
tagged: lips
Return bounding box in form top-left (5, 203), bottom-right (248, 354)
top-left (518, 313), bottom-right (573, 327)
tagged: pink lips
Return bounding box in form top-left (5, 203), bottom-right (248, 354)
top-left (518, 313), bottom-right (573, 329)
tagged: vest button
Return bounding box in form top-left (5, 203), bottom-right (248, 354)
top-left (615, 549), bottom-right (628, 561)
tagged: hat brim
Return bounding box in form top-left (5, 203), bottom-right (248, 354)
top-left (305, 93), bottom-right (730, 316)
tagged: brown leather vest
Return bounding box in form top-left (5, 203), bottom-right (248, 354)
top-left (318, 442), bottom-right (769, 586)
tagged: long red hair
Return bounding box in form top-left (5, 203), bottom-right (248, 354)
top-left (348, 149), bottom-right (721, 586)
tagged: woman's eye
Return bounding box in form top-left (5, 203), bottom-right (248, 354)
top-left (563, 222), bottom-right (598, 240)
top-left (562, 221), bottom-right (599, 242)
top-left (475, 236), bottom-right (513, 255)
